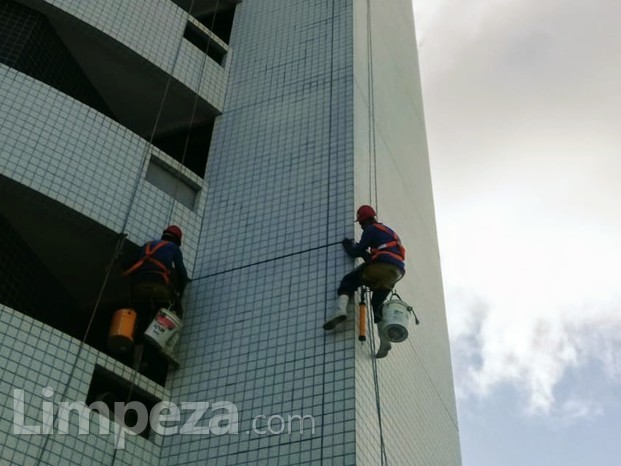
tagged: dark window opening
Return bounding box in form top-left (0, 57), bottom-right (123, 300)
top-left (86, 366), bottom-right (162, 440)
top-left (0, 176), bottom-right (172, 386)
top-left (0, 203), bottom-right (83, 337)
top-left (172, 0), bottom-right (237, 44)
top-left (1, 0), bottom-right (219, 180)
top-left (184, 22), bottom-right (227, 65)
top-left (151, 121), bottom-right (215, 178)
top-left (0, 0), bottom-right (115, 119)
top-left (194, 7), bottom-right (236, 44)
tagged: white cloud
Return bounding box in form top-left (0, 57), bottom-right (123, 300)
top-left (413, 0), bottom-right (621, 417)
top-left (558, 398), bottom-right (603, 423)
top-left (448, 284), bottom-right (621, 415)
top-left (441, 179), bottom-right (621, 414)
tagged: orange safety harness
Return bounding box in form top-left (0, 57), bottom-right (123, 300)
top-left (370, 224), bottom-right (406, 262)
top-left (122, 240), bottom-right (171, 284)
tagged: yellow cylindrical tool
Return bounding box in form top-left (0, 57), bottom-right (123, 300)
top-left (359, 301), bottom-right (367, 342)
top-left (108, 308), bottom-right (137, 353)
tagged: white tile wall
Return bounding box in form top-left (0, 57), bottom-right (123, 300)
top-left (0, 0), bottom-right (460, 464)
top-left (164, 1), bottom-right (358, 464)
top-left (352, 0), bottom-right (462, 464)
top-left (0, 305), bottom-right (168, 465)
top-left (0, 65), bottom-right (203, 270)
top-left (34, 0), bottom-right (229, 109)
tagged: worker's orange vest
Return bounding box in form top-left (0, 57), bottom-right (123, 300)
top-left (122, 241), bottom-right (171, 284)
top-left (370, 224), bottom-right (406, 263)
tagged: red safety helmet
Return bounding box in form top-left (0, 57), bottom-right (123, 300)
top-left (162, 225), bottom-right (183, 244)
top-left (356, 205), bottom-right (376, 223)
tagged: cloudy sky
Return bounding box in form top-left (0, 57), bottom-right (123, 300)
top-left (410, 0), bottom-right (621, 464)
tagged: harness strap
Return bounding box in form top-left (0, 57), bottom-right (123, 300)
top-left (122, 241), bottom-right (171, 284)
top-left (370, 224), bottom-right (405, 261)
top-left (373, 250), bottom-right (406, 262)
top-left (376, 240), bottom-right (399, 250)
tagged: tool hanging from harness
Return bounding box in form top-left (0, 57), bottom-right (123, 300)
top-left (359, 287), bottom-right (368, 342)
top-left (370, 224), bottom-right (406, 262)
top-left (122, 240), bottom-right (172, 284)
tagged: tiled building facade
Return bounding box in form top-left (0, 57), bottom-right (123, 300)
top-left (0, 0), bottom-right (461, 464)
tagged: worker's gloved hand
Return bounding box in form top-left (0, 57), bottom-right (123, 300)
top-left (341, 238), bottom-right (354, 250)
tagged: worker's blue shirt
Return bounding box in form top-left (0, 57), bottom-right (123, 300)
top-left (134, 240), bottom-right (189, 287)
top-left (343, 223), bottom-right (405, 272)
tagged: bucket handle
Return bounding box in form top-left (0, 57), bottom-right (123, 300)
top-left (389, 290), bottom-right (420, 325)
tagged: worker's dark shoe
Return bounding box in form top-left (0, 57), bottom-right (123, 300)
top-left (323, 311), bottom-right (347, 331)
top-left (376, 341), bottom-right (392, 359)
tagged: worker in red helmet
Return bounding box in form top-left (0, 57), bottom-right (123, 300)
top-left (323, 206), bottom-right (405, 358)
top-left (124, 225), bottom-right (188, 301)
top-left (122, 225), bottom-right (189, 379)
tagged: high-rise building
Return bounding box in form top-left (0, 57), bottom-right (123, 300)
top-left (0, 0), bottom-right (461, 464)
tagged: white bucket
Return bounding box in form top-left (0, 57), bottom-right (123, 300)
top-left (144, 308), bottom-right (182, 350)
top-left (381, 299), bottom-right (411, 343)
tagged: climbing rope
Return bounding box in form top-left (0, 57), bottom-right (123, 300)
top-left (113, 1), bottom-right (221, 461)
top-left (367, 0), bottom-right (379, 212)
top-left (121, 4), bottom-right (198, 235)
top-left (366, 292), bottom-right (389, 466)
top-left (35, 232), bottom-right (129, 464)
top-left (166, 0), bottom-right (222, 224)
top-left (363, 0), bottom-right (389, 464)
top-left (36, 2), bottom-right (203, 463)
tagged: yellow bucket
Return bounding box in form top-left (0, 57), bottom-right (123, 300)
top-left (108, 308), bottom-right (137, 353)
